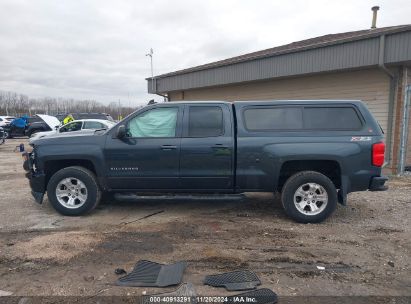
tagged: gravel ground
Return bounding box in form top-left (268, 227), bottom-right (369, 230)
top-left (0, 138), bottom-right (410, 300)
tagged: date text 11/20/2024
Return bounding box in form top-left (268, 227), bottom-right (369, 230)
top-left (148, 296), bottom-right (258, 303)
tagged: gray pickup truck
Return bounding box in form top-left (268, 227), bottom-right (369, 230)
top-left (23, 100), bottom-right (387, 223)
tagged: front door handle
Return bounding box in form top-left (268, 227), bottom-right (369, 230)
top-left (161, 145), bottom-right (177, 150)
top-left (213, 144), bottom-right (228, 148)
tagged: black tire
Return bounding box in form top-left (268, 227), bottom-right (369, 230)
top-left (47, 166), bottom-right (101, 216)
top-left (281, 171), bottom-right (337, 223)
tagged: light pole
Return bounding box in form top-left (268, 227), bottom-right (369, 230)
top-left (146, 48), bottom-right (154, 92)
top-left (118, 99), bottom-right (121, 121)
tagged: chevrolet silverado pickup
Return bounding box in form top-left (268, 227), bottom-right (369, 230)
top-left (23, 100), bottom-right (388, 223)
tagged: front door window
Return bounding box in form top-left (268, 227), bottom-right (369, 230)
top-left (60, 121), bottom-right (82, 133)
top-left (127, 107), bottom-right (178, 138)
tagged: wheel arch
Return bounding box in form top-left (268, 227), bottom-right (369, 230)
top-left (278, 160), bottom-right (342, 192)
top-left (44, 159), bottom-right (98, 186)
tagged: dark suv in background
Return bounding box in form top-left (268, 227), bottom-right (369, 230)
top-left (25, 116), bottom-right (52, 137)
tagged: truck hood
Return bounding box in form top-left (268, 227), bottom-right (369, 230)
top-left (31, 129), bottom-right (107, 147)
top-left (36, 114), bottom-right (60, 129)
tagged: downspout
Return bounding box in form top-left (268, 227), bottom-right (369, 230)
top-left (398, 82), bottom-right (411, 174)
top-left (152, 78), bottom-right (168, 101)
top-left (157, 92), bottom-right (168, 101)
top-left (378, 34), bottom-right (395, 166)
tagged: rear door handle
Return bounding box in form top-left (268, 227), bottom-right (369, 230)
top-left (161, 145), bottom-right (177, 150)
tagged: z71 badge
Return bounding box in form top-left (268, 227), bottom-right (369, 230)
top-left (351, 136), bottom-right (372, 142)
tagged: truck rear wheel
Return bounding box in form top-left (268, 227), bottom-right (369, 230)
top-left (281, 171), bottom-right (337, 223)
top-left (47, 166), bottom-right (101, 216)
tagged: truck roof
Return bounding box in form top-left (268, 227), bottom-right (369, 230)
top-left (160, 100), bottom-right (364, 106)
top-left (235, 99), bottom-right (363, 104)
top-left (159, 100), bottom-right (231, 105)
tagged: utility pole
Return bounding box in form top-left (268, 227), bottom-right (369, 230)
top-left (118, 99), bottom-right (121, 121)
top-left (127, 92), bottom-right (132, 115)
top-left (146, 48), bottom-right (154, 93)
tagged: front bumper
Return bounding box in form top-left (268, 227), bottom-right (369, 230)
top-left (369, 176), bottom-right (388, 191)
top-left (23, 154), bottom-right (46, 204)
top-left (24, 170), bottom-right (46, 204)
top-left (0, 128), bottom-right (4, 144)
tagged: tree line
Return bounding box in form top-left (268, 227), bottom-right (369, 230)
top-left (0, 90), bottom-right (143, 120)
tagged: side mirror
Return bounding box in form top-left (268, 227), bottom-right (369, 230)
top-left (116, 125), bottom-right (126, 139)
top-left (55, 126), bottom-right (59, 130)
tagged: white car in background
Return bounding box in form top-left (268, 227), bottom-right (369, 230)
top-left (30, 117), bottom-right (115, 143)
top-left (0, 116), bottom-right (17, 127)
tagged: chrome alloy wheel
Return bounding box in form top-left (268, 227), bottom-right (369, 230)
top-left (55, 177), bottom-right (88, 209)
top-left (293, 183), bottom-right (328, 215)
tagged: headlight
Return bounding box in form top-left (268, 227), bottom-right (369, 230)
top-left (31, 148), bottom-right (37, 170)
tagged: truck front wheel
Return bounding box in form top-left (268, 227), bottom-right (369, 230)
top-left (281, 171), bottom-right (337, 223)
top-left (47, 166), bottom-right (101, 216)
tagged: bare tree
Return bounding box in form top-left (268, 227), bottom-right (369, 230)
top-left (0, 90), bottom-right (139, 119)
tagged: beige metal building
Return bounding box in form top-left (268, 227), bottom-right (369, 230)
top-left (147, 25), bottom-right (411, 174)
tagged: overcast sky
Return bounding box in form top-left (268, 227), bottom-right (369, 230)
top-left (0, 0), bottom-right (410, 106)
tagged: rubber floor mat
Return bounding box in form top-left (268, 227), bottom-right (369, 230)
top-left (143, 283), bottom-right (197, 304)
top-left (204, 270), bottom-right (261, 291)
top-left (228, 289), bottom-right (278, 304)
top-left (116, 260), bottom-right (186, 287)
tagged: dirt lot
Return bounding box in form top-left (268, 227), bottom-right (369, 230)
top-left (0, 138), bottom-right (410, 299)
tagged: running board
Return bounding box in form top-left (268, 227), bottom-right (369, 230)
top-left (114, 193), bottom-right (246, 202)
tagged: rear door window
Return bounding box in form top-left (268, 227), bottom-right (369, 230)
top-left (188, 106), bottom-right (224, 137)
top-left (244, 107), bottom-right (303, 130)
top-left (83, 121), bottom-right (106, 129)
top-left (304, 107), bottom-right (362, 130)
